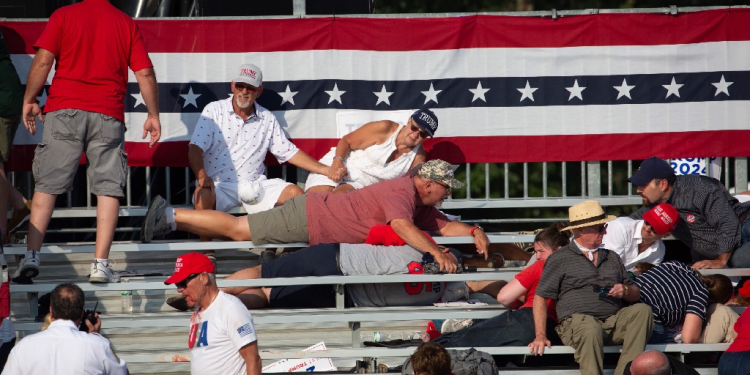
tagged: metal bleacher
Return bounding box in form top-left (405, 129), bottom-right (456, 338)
top-left (3, 158), bottom-right (748, 374)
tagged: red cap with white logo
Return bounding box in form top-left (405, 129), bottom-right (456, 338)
top-left (164, 252), bottom-right (215, 285)
top-left (643, 203), bottom-right (680, 235)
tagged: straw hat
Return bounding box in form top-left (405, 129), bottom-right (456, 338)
top-left (561, 200), bottom-right (616, 232)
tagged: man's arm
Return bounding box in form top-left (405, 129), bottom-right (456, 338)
top-left (22, 48), bottom-right (56, 134)
top-left (692, 252), bottom-right (730, 270)
top-left (495, 278), bottom-right (527, 309)
top-left (680, 313), bottom-right (704, 343)
top-left (288, 151), bottom-right (346, 182)
top-left (188, 144), bottom-right (214, 193)
top-left (528, 295), bottom-right (551, 355)
top-left (133, 67), bottom-right (161, 147)
top-left (239, 341), bottom-right (262, 375)
top-left (436, 220), bottom-right (490, 259)
top-left (390, 218), bottom-right (457, 273)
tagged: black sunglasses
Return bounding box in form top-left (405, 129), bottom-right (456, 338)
top-left (409, 123), bottom-right (430, 139)
top-left (234, 82), bottom-right (259, 92)
top-left (176, 273), bottom-right (201, 289)
top-left (432, 180), bottom-right (451, 191)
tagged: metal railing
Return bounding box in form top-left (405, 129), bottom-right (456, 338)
top-left (7, 157), bottom-right (748, 233)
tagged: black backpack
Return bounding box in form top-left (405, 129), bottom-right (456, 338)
top-left (401, 347), bottom-right (499, 375)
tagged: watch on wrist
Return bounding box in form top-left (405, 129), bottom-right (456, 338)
top-left (470, 226), bottom-right (484, 236)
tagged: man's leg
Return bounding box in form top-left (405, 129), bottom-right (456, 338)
top-left (729, 216), bottom-right (750, 267)
top-left (93, 195), bottom-right (119, 260)
top-left (305, 185), bottom-right (334, 194)
top-left (13, 192), bottom-right (56, 283)
top-left (222, 265), bottom-right (267, 308)
top-left (175, 208), bottom-right (251, 240)
top-left (605, 303), bottom-right (653, 375)
top-left (555, 314), bottom-right (606, 375)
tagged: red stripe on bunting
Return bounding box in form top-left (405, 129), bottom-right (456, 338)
top-left (2, 8), bottom-right (750, 54)
top-left (5, 130), bottom-right (748, 172)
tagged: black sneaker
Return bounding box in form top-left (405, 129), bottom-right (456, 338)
top-left (166, 295), bottom-right (192, 312)
top-left (141, 196), bottom-right (171, 243)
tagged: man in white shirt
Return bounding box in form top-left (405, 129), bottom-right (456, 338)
top-left (189, 63), bottom-right (343, 219)
top-left (3, 283), bottom-right (128, 375)
top-left (164, 252), bottom-right (261, 375)
top-left (602, 203), bottom-right (680, 271)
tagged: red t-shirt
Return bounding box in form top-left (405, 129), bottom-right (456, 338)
top-left (515, 260), bottom-right (558, 323)
top-left (365, 224), bottom-right (437, 246)
top-left (727, 308), bottom-right (750, 352)
top-left (34, 0), bottom-right (153, 122)
top-left (306, 175), bottom-right (450, 245)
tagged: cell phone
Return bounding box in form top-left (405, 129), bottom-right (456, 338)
top-left (592, 285), bottom-right (612, 294)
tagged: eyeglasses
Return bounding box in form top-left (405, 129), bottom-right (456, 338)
top-left (594, 223), bottom-right (608, 233)
top-left (234, 82), bottom-right (259, 92)
top-left (432, 180), bottom-right (451, 192)
top-left (410, 123), bottom-right (430, 139)
top-left (176, 273), bottom-right (201, 289)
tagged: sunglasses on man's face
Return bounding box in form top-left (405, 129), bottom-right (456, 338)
top-left (594, 223), bottom-right (608, 233)
top-left (432, 180), bottom-right (451, 192)
top-left (410, 123), bottom-right (430, 139)
top-left (176, 273), bottom-right (201, 289)
top-left (234, 82), bottom-right (259, 92)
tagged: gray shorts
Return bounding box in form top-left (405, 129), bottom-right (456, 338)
top-left (247, 194), bottom-right (310, 246)
top-left (33, 109), bottom-right (128, 197)
top-left (0, 113), bottom-right (21, 162)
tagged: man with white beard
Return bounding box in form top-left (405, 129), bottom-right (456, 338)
top-left (188, 64), bottom-right (344, 249)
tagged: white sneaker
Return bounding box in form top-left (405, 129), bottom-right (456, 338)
top-left (12, 253), bottom-right (40, 284)
top-left (89, 261), bottom-right (120, 283)
top-left (440, 318), bottom-right (474, 334)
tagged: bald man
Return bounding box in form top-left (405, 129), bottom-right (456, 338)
top-left (625, 350), bottom-right (698, 375)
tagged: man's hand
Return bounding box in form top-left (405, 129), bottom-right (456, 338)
top-left (194, 175), bottom-right (215, 202)
top-left (23, 102), bottom-right (43, 135)
top-left (85, 313), bottom-right (102, 334)
top-left (607, 283), bottom-right (626, 299)
top-left (432, 247), bottom-right (458, 273)
top-left (473, 229), bottom-right (490, 260)
top-left (692, 259), bottom-right (726, 269)
top-left (142, 117), bottom-right (161, 147)
top-left (528, 335), bottom-right (551, 356)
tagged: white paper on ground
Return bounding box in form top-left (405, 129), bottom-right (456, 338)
top-left (261, 342), bottom-right (337, 372)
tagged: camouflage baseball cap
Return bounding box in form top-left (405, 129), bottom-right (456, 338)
top-left (418, 160), bottom-right (464, 189)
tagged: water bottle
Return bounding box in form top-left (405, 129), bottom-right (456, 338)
top-left (360, 331), bottom-right (391, 343)
top-left (121, 291), bottom-right (133, 314)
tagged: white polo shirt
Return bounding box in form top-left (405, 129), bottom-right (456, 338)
top-left (189, 98), bottom-right (299, 183)
top-left (602, 217), bottom-right (665, 271)
top-left (3, 319), bottom-right (127, 375)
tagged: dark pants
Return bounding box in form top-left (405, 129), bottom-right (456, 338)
top-left (719, 351), bottom-right (750, 375)
top-left (0, 339), bottom-right (15, 372)
top-left (729, 213), bottom-right (750, 268)
top-left (431, 307), bottom-right (561, 347)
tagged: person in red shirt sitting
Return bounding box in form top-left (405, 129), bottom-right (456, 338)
top-left (719, 282), bottom-right (750, 375)
top-left (431, 222), bottom-right (569, 347)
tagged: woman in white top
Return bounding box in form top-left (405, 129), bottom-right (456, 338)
top-left (305, 109), bottom-right (437, 194)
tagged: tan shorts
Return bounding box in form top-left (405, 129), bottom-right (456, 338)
top-left (0, 113), bottom-right (21, 162)
top-left (33, 109), bottom-right (128, 197)
top-left (247, 194), bottom-right (309, 246)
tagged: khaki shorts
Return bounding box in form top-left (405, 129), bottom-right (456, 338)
top-left (0, 113), bottom-right (21, 162)
top-left (247, 194), bottom-right (310, 246)
top-left (33, 109), bottom-right (128, 197)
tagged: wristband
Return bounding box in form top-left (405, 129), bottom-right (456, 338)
top-left (623, 285), bottom-right (629, 299)
top-left (333, 156), bottom-right (345, 162)
top-left (470, 226), bottom-right (483, 236)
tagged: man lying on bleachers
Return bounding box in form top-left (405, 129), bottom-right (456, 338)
top-left (164, 242), bottom-right (504, 311)
top-left (601, 203), bottom-right (680, 271)
top-left (629, 156), bottom-right (750, 269)
top-left (142, 160), bottom-right (490, 273)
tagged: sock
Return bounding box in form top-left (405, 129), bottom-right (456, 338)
top-left (96, 258), bottom-right (108, 267)
top-left (166, 207), bottom-right (177, 231)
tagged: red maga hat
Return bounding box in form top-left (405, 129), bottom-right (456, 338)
top-left (164, 252), bottom-right (215, 285)
top-left (643, 203), bottom-right (680, 235)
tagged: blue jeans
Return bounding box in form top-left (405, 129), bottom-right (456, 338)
top-left (729, 212), bottom-right (750, 268)
top-left (718, 351), bottom-right (750, 375)
top-left (648, 323), bottom-right (679, 344)
top-left (431, 307), bottom-right (561, 347)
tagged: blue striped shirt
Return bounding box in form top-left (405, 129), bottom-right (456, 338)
top-left (634, 261), bottom-right (708, 327)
